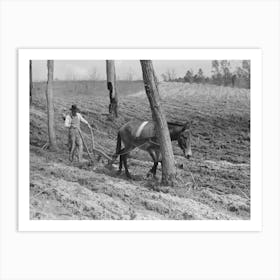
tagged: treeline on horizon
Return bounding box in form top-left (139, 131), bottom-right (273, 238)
top-left (33, 60), bottom-right (250, 89)
top-left (161, 60), bottom-right (251, 89)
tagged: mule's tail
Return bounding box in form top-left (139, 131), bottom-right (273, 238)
top-left (116, 132), bottom-right (122, 155)
top-left (110, 132), bottom-right (121, 165)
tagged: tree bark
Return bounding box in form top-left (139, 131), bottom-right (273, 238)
top-left (29, 60), bottom-right (33, 104)
top-left (106, 60), bottom-right (118, 118)
top-left (140, 60), bottom-right (177, 185)
top-left (46, 60), bottom-right (57, 150)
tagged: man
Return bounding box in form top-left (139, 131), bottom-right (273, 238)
top-left (63, 105), bottom-right (91, 162)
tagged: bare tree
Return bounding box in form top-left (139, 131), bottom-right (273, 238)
top-left (242, 60), bottom-right (251, 88)
top-left (46, 60), bottom-right (57, 150)
top-left (140, 60), bottom-right (177, 185)
top-left (211, 60), bottom-right (223, 85)
top-left (220, 60), bottom-right (232, 86)
top-left (164, 68), bottom-right (177, 81)
top-left (106, 60), bottom-right (118, 118)
top-left (29, 60), bottom-right (33, 104)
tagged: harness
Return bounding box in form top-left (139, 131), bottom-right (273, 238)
top-left (135, 121), bottom-right (149, 138)
top-left (115, 139), bottom-right (160, 157)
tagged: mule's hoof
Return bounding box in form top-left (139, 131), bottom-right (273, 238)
top-left (126, 173), bottom-right (132, 180)
top-left (116, 170), bottom-right (122, 176)
top-left (146, 172), bottom-right (153, 178)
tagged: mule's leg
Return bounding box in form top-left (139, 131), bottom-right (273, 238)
top-left (123, 154), bottom-right (132, 179)
top-left (153, 162), bottom-right (159, 176)
top-left (149, 160), bottom-right (158, 177)
top-left (116, 148), bottom-right (125, 173)
top-left (114, 144), bottom-right (132, 177)
top-left (116, 147), bottom-right (130, 175)
top-left (147, 149), bottom-right (157, 177)
top-left (147, 149), bottom-right (158, 177)
top-left (153, 150), bottom-right (161, 176)
top-left (117, 154), bottom-right (123, 174)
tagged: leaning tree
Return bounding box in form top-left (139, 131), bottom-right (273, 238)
top-left (140, 60), bottom-right (177, 186)
top-left (106, 60), bottom-right (118, 118)
top-left (46, 60), bottom-right (57, 150)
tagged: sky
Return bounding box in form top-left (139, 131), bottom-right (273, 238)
top-left (32, 60), bottom-right (242, 81)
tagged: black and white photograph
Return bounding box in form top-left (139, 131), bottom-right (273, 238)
top-left (19, 49), bottom-right (261, 228)
top-left (2, 1), bottom-right (280, 279)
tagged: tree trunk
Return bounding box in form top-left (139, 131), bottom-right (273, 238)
top-left (106, 60), bottom-right (118, 118)
top-left (140, 60), bottom-right (177, 185)
top-left (46, 60), bottom-right (57, 150)
top-left (29, 60), bottom-right (33, 104)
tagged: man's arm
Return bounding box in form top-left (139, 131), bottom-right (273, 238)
top-left (78, 113), bottom-right (90, 127)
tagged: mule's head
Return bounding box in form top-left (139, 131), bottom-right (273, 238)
top-left (177, 124), bottom-right (192, 159)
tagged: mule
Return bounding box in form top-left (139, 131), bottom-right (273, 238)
top-left (112, 120), bottom-right (192, 178)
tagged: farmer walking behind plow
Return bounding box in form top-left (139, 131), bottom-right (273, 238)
top-left (63, 104), bottom-right (92, 162)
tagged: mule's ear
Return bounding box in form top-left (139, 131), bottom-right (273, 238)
top-left (182, 120), bottom-right (191, 131)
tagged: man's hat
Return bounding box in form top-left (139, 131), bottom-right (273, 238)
top-left (70, 104), bottom-right (79, 111)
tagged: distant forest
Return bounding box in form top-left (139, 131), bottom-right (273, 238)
top-left (161, 60), bottom-right (250, 89)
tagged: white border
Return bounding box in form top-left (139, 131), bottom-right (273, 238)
top-left (18, 49), bottom-right (262, 231)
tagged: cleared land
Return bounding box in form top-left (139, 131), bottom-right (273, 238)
top-left (30, 81), bottom-right (250, 220)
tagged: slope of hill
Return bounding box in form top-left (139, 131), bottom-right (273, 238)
top-left (30, 81), bottom-right (250, 220)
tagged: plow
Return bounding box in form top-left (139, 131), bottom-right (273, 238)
top-left (77, 125), bottom-right (162, 168)
top-left (77, 127), bottom-right (158, 166)
top-left (77, 127), bottom-right (113, 164)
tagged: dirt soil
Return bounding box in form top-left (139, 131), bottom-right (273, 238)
top-left (30, 81), bottom-right (250, 220)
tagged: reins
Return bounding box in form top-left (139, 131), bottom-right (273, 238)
top-left (114, 139), bottom-right (160, 157)
top-left (77, 127), bottom-right (113, 162)
top-left (77, 128), bottom-right (95, 163)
